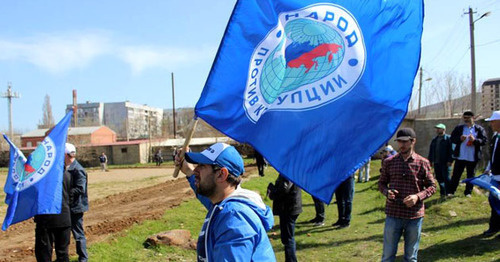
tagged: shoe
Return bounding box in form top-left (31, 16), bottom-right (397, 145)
top-left (308, 218), bottom-right (319, 223)
top-left (483, 228), bottom-right (499, 237)
top-left (313, 221), bottom-right (325, 227)
top-left (337, 223), bottom-right (350, 229)
top-left (465, 194), bottom-right (472, 198)
top-left (332, 221), bottom-right (343, 227)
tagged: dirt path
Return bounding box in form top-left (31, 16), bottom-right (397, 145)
top-left (0, 167), bottom-right (193, 262)
top-left (0, 165), bottom-right (258, 261)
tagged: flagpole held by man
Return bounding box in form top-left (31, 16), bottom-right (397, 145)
top-left (2, 111), bottom-right (72, 231)
top-left (192, 0), bottom-right (424, 203)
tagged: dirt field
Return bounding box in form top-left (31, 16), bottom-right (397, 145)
top-left (0, 166), bottom-right (194, 262)
top-left (0, 165), bottom-right (258, 261)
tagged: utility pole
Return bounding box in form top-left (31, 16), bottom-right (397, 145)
top-left (465, 7), bottom-right (491, 113)
top-left (418, 67), bottom-right (423, 115)
top-left (467, 7), bottom-right (477, 113)
top-left (1, 83), bottom-right (21, 138)
top-left (417, 67), bottom-right (432, 117)
top-left (171, 72), bottom-right (177, 139)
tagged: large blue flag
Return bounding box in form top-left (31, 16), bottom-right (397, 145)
top-left (196, 0), bottom-right (423, 202)
top-left (2, 111), bottom-right (72, 230)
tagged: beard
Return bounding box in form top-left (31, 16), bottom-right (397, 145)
top-left (196, 178), bottom-right (217, 198)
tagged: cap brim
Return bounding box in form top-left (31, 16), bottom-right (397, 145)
top-left (185, 152), bottom-right (215, 165)
top-left (395, 136), bottom-right (412, 141)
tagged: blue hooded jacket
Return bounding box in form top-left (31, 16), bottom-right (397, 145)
top-left (187, 176), bottom-right (276, 262)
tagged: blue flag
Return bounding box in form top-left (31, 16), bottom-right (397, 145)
top-left (196, 0), bottom-right (423, 202)
top-left (463, 174), bottom-right (500, 215)
top-left (2, 111), bottom-right (72, 230)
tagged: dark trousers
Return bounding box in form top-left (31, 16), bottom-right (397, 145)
top-left (450, 159), bottom-right (477, 195)
top-left (35, 224), bottom-right (70, 262)
top-left (490, 207), bottom-right (500, 231)
top-left (433, 162), bottom-right (451, 196)
top-left (256, 157), bottom-right (265, 176)
top-left (335, 176), bottom-right (354, 224)
top-left (71, 213), bottom-right (88, 262)
top-left (312, 196), bottom-right (325, 222)
top-left (279, 214), bottom-right (299, 262)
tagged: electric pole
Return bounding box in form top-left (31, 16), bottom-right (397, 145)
top-left (466, 7), bottom-right (491, 113)
top-left (171, 72), bottom-right (177, 139)
top-left (1, 83), bottom-right (21, 138)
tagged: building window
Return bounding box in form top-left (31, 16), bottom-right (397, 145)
top-left (121, 148), bottom-right (127, 153)
top-left (27, 141), bottom-right (32, 147)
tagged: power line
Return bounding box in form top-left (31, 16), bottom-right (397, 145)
top-left (476, 38), bottom-right (500, 47)
top-left (450, 47), bottom-right (470, 72)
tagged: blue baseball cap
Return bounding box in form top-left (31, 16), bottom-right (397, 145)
top-left (185, 143), bottom-right (244, 177)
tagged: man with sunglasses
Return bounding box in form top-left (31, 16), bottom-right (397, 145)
top-left (449, 111), bottom-right (487, 197)
top-left (176, 143), bottom-right (275, 261)
top-left (378, 128), bottom-right (436, 262)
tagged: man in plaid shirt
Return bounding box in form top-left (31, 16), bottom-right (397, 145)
top-left (378, 128), bottom-right (436, 262)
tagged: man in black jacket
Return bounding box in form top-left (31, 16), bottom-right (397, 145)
top-left (449, 111), bottom-right (487, 197)
top-left (65, 143), bottom-right (89, 262)
top-left (428, 123), bottom-right (454, 196)
top-left (34, 167), bottom-right (71, 262)
top-left (268, 174), bottom-right (302, 262)
top-left (483, 111), bottom-right (500, 236)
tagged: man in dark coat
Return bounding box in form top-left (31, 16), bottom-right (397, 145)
top-left (483, 111), bottom-right (500, 236)
top-left (428, 123), bottom-right (454, 196)
top-left (65, 143), bottom-right (89, 262)
top-left (34, 168), bottom-right (71, 262)
top-left (449, 111), bottom-right (487, 197)
top-left (269, 174), bottom-right (302, 262)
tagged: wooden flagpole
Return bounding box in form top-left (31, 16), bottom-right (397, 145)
top-left (173, 118), bottom-right (199, 178)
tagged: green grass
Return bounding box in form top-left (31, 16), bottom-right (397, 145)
top-left (64, 160), bottom-right (500, 261)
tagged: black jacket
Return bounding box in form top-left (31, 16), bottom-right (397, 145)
top-left (68, 160), bottom-right (89, 213)
top-left (34, 170), bottom-right (71, 228)
top-left (269, 175), bottom-right (302, 216)
top-left (490, 135), bottom-right (500, 174)
top-left (428, 134), bottom-right (454, 164)
top-left (450, 124), bottom-right (487, 162)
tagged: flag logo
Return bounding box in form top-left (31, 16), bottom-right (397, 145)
top-left (12, 137), bottom-right (56, 191)
top-left (244, 4), bottom-right (366, 122)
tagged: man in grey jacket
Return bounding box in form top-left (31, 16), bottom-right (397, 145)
top-left (65, 143), bottom-right (89, 262)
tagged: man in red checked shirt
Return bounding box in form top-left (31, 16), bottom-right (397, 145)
top-left (378, 127), bottom-right (436, 262)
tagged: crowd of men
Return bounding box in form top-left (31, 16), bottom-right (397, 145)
top-left (33, 110), bottom-right (499, 261)
top-left (174, 110), bottom-right (499, 262)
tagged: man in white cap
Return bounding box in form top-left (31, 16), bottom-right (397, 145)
top-left (64, 143), bottom-right (89, 262)
top-left (483, 111), bottom-right (500, 236)
top-left (176, 143), bottom-right (275, 261)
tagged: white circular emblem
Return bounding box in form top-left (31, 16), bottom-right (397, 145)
top-left (12, 137), bottom-right (57, 191)
top-left (243, 4), bottom-right (366, 123)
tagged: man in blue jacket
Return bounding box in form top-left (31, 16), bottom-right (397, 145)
top-left (428, 123), bottom-right (454, 197)
top-left (176, 143), bottom-right (276, 261)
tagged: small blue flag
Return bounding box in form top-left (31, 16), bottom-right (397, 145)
top-left (463, 174), bottom-right (500, 215)
top-left (2, 111), bottom-right (72, 230)
top-left (196, 0), bottom-right (423, 202)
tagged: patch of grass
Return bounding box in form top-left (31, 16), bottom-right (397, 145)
top-left (64, 160), bottom-right (500, 261)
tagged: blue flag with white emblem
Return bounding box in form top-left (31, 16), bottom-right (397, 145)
top-left (196, 0), bottom-right (423, 203)
top-left (2, 111), bottom-right (72, 230)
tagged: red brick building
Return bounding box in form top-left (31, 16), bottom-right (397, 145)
top-left (21, 126), bottom-right (117, 148)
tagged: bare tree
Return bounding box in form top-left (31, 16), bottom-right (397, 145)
top-left (38, 95), bottom-right (55, 129)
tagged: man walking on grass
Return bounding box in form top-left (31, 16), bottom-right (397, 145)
top-left (378, 128), bottom-right (436, 262)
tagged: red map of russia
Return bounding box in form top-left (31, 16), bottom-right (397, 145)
top-left (287, 43), bottom-right (342, 73)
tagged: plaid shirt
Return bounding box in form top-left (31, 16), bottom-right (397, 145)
top-left (378, 152), bottom-right (436, 219)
